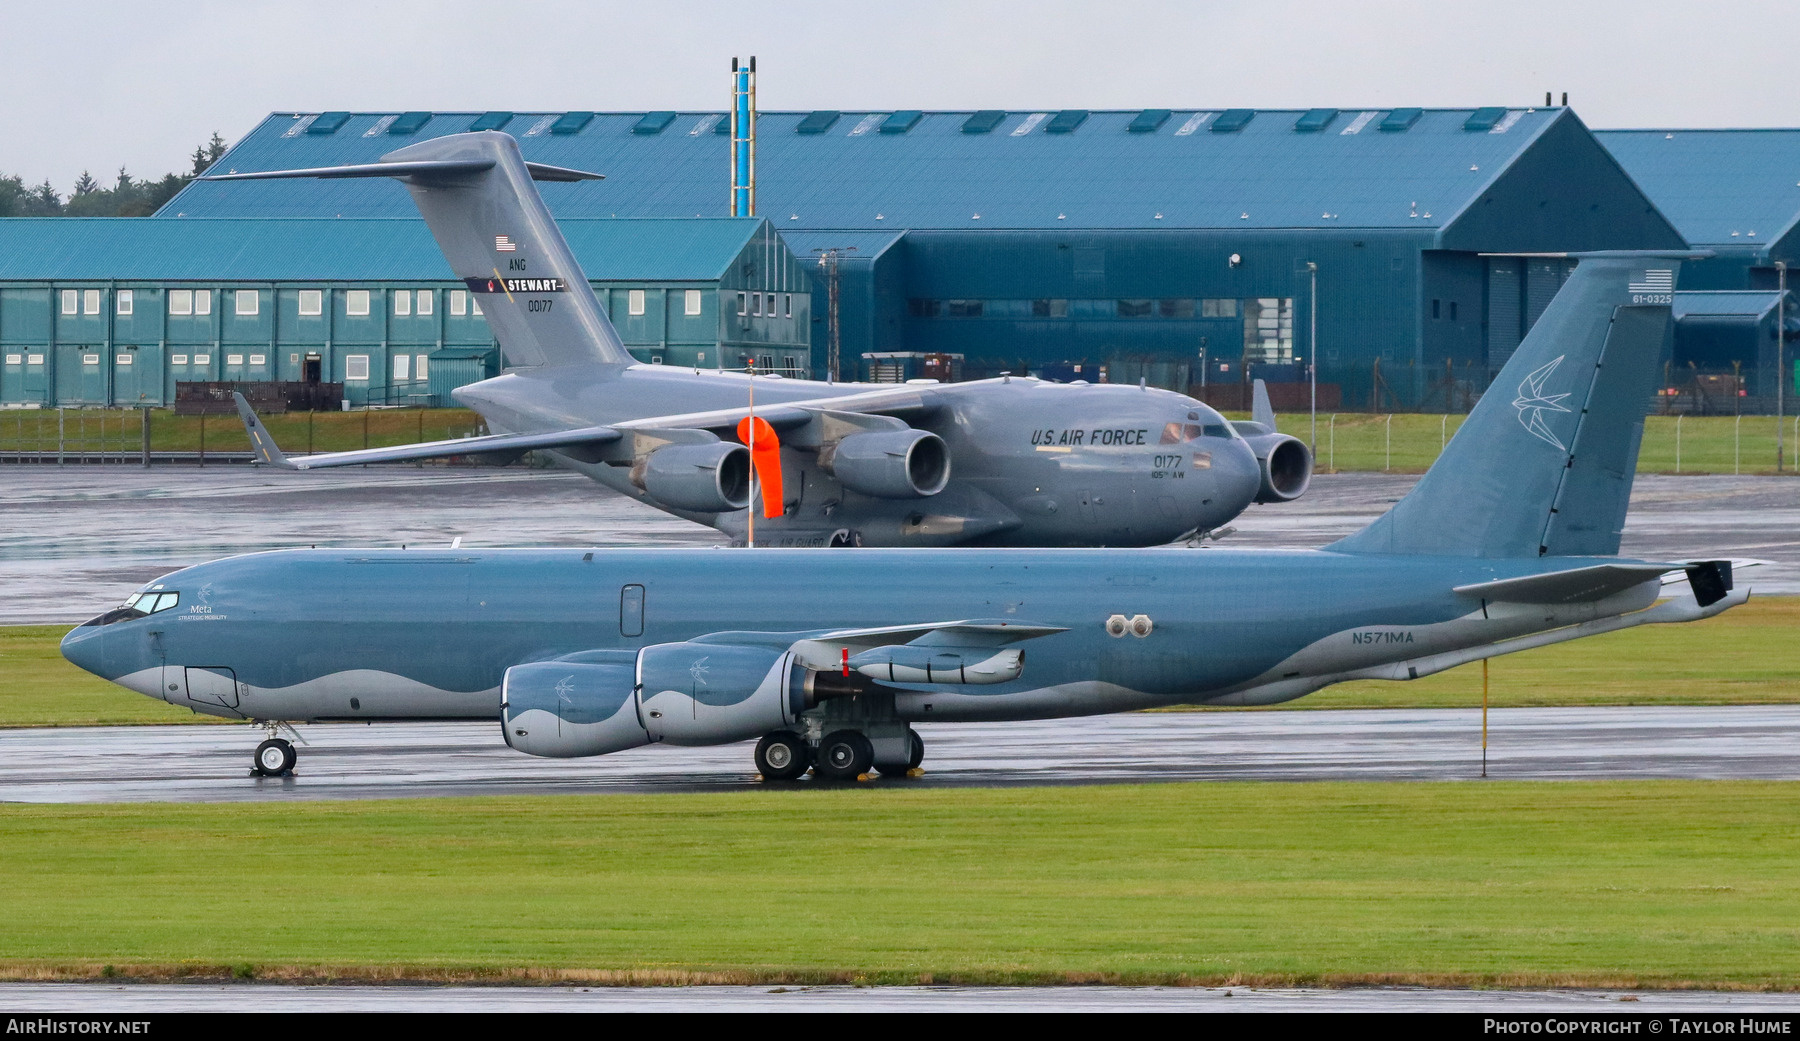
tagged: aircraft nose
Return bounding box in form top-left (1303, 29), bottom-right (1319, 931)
top-left (60, 624), bottom-right (111, 679)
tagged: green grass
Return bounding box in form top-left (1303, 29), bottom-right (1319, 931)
top-left (0, 408), bottom-right (486, 456)
top-left (3, 781), bottom-right (1800, 986)
top-left (9, 598), bottom-right (1797, 728)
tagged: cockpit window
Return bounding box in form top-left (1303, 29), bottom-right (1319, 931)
top-left (80, 591), bottom-right (179, 627)
top-left (1160, 422), bottom-right (1234, 444)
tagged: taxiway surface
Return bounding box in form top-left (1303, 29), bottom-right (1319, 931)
top-left (4, 706), bottom-right (1799, 803)
top-left (4, 468), bottom-right (1795, 623)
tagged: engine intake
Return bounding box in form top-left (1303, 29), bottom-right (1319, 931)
top-left (632, 441), bottom-right (751, 513)
top-left (1241, 433), bottom-right (1313, 503)
top-left (502, 661), bottom-right (648, 759)
top-left (819, 429), bottom-right (949, 499)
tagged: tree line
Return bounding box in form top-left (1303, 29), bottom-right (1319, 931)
top-left (0, 133), bottom-right (228, 217)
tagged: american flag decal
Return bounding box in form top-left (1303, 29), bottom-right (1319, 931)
top-left (495, 235), bottom-right (517, 252)
top-left (1627, 269), bottom-right (1673, 293)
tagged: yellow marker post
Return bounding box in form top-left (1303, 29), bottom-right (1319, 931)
top-left (1482, 657), bottom-right (1489, 778)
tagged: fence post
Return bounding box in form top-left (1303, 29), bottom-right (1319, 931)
top-left (1735, 414), bottom-right (1741, 475)
top-left (1441, 413), bottom-right (1448, 458)
top-left (1675, 414), bottom-right (1682, 474)
top-left (1385, 414), bottom-right (1392, 472)
top-left (57, 407), bottom-right (64, 466)
top-left (140, 407), bottom-right (150, 468)
top-left (1328, 414), bottom-right (1336, 473)
top-left (198, 411), bottom-right (206, 468)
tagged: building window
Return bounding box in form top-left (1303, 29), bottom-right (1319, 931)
top-left (1243, 297), bottom-right (1295, 363)
top-left (628, 289), bottom-right (646, 316)
top-left (171, 355), bottom-right (188, 365)
top-left (83, 289), bottom-right (100, 315)
top-left (736, 292), bottom-right (747, 316)
top-left (1159, 298), bottom-right (1196, 318)
top-left (249, 354), bottom-right (265, 365)
top-left (226, 354), bottom-right (244, 366)
top-left (5, 354), bottom-right (22, 365)
top-left (1201, 298), bottom-right (1238, 318)
top-left (684, 289), bottom-right (702, 316)
top-left (167, 289), bottom-right (193, 316)
top-left (471, 296), bottom-right (482, 316)
top-left (945, 300), bottom-right (984, 317)
top-left (1117, 299), bottom-right (1153, 318)
top-left (82, 354), bottom-right (100, 366)
top-left (194, 289), bottom-right (211, 315)
top-left (784, 293), bottom-right (792, 318)
top-left (751, 292), bottom-right (762, 317)
top-left (1432, 298), bottom-right (1441, 320)
top-left (417, 290), bottom-right (433, 316)
top-left (347, 289), bottom-right (371, 316)
top-left (415, 354), bottom-right (428, 380)
top-left (27, 354), bottom-right (43, 364)
top-left (192, 353), bottom-right (210, 365)
top-left (908, 298), bottom-right (940, 317)
top-left (1031, 299), bottom-right (1068, 317)
top-left (116, 290), bottom-right (133, 316)
top-left (393, 290), bottom-right (411, 317)
top-left (235, 289), bottom-right (259, 316)
top-left (298, 289), bottom-right (323, 316)
top-left (759, 354), bottom-right (774, 371)
top-left (346, 355), bottom-right (370, 381)
top-left (60, 289), bottom-right (77, 315)
top-left (449, 289), bottom-right (468, 316)
top-left (116, 353), bottom-right (133, 366)
top-left (393, 354), bottom-right (410, 380)
top-left (1449, 301), bottom-right (1459, 321)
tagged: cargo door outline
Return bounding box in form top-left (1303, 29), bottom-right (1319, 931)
top-left (183, 666), bottom-right (240, 709)
top-left (620, 584), bottom-right (645, 638)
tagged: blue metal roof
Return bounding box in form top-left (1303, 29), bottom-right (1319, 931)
top-left (164, 107), bottom-right (1578, 232)
top-left (0, 216), bottom-right (766, 281)
top-left (1598, 130), bottom-right (1800, 250)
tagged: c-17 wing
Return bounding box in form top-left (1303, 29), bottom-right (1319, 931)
top-left (233, 393), bottom-right (621, 470)
top-left (232, 382), bottom-right (947, 470)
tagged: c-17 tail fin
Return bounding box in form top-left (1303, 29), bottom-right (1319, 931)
top-left (1332, 252), bottom-right (1685, 559)
top-left (205, 132), bottom-right (632, 371)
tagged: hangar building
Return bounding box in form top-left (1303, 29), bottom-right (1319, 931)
top-left (0, 216), bottom-right (810, 408)
top-left (144, 106), bottom-right (1683, 409)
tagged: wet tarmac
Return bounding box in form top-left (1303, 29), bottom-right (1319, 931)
top-left (4, 706), bottom-right (1798, 803)
top-left (4, 981), bottom-right (1798, 1012)
top-left (4, 468), bottom-right (1796, 624)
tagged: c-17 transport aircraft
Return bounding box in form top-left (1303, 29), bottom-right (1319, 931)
top-left (62, 251), bottom-right (1746, 780)
top-left (201, 131), bottom-right (1312, 549)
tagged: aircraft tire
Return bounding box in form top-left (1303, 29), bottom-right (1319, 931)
top-left (876, 730), bottom-right (926, 778)
top-left (253, 738), bottom-right (295, 777)
top-left (817, 730), bottom-right (874, 780)
top-left (755, 731), bottom-right (811, 781)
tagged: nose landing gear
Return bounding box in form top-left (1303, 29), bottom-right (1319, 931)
top-left (250, 721), bottom-right (302, 777)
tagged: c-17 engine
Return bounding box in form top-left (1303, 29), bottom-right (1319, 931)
top-left (629, 442), bottom-right (751, 513)
top-left (818, 429), bottom-right (950, 499)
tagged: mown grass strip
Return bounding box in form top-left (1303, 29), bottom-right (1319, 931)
top-left (3, 781), bottom-right (1800, 987)
top-left (7, 599), bottom-right (1795, 728)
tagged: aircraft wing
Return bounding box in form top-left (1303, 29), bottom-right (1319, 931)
top-left (607, 382), bottom-right (946, 439)
top-left (693, 618), bottom-right (1068, 672)
top-left (232, 393), bottom-right (620, 470)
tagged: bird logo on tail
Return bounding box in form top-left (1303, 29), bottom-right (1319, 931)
top-left (1513, 355), bottom-right (1573, 451)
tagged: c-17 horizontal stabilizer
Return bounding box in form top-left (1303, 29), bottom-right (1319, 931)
top-left (231, 392), bottom-right (620, 469)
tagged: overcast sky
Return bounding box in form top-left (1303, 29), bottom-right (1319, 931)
top-left (3, 0), bottom-right (1796, 191)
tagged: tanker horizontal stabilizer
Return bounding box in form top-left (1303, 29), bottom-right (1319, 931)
top-left (1452, 562), bottom-right (1684, 604)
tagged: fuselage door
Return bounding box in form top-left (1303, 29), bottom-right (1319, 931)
top-left (620, 584), bottom-right (645, 638)
top-left (183, 666), bottom-right (240, 709)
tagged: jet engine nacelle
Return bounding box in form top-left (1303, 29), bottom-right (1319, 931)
top-left (501, 660), bottom-right (648, 759)
top-left (1241, 432), bottom-right (1313, 503)
top-left (819, 429), bottom-right (950, 499)
top-left (632, 442), bottom-right (751, 513)
top-left (636, 642), bottom-right (801, 746)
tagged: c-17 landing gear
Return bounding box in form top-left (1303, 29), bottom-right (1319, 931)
top-left (250, 721), bottom-right (301, 776)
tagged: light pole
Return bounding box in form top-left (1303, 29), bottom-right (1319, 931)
top-left (1779, 260), bottom-right (1787, 472)
top-left (1306, 261), bottom-right (1318, 454)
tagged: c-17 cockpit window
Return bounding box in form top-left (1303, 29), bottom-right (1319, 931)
top-left (1161, 422), bottom-right (1234, 444)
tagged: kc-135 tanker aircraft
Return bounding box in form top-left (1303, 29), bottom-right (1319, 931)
top-left (62, 244), bottom-right (1746, 780)
top-left (196, 131), bottom-right (1312, 549)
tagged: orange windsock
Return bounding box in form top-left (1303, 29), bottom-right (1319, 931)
top-left (736, 416), bottom-right (784, 519)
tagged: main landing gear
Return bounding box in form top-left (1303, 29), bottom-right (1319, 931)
top-left (250, 721), bottom-right (301, 777)
top-left (755, 728), bottom-right (924, 782)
